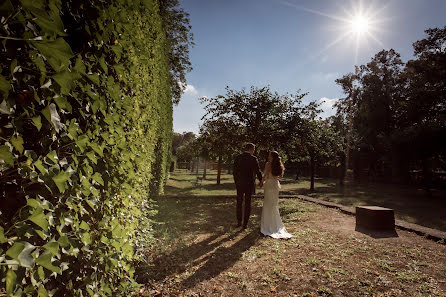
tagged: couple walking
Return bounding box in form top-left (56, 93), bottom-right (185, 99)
top-left (233, 143), bottom-right (293, 239)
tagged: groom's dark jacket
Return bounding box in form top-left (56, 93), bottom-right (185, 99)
top-left (233, 152), bottom-right (263, 192)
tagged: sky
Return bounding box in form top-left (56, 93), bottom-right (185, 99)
top-left (173, 0), bottom-right (446, 134)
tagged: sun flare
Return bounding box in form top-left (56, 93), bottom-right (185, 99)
top-left (350, 15), bottom-right (370, 34)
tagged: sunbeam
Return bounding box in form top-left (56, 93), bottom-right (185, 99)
top-left (279, 0), bottom-right (387, 64)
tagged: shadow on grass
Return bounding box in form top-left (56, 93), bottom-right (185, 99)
top-left (136, 196), bottom-right (261, 287)
top-left (165, 171), bottom-right (446, 231)
top-left (180, 229), bottom-right (260, 289)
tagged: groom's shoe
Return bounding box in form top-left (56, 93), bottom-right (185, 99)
top-left (236, 222), bottom-right (242, 227)
top-left (242, 224), bottom-right (248, 229)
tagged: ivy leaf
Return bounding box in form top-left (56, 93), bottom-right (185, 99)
top-left (46, 150), bottom-right (58, 164)
top-left (6, 242), bottom-right (25, 261)
top-left (32, 38), bottom-right (73, 72)
top-left (79, 221), bottom-right (90, 231)
top-left (0, 226), bottom-right (7, 243)
top-left (67, 119), bottom-right (78, 140)
top-left (57, 235), bottom-right (69, 248)
top-left (99, 55), bottom-right (108, 73)
top-left (86, 151), bottom-right (97, 164)
top-left (54, 96), bottom-right (72, 112)
top-left (34, 159), bottom-right (48, 174)
top-left (43, 241), bottom-right (59, 256)
top-left (10, 135), bottom-right (24, 154)
top-left (53, 70), bottom-right (80, 95)
top-left (32, 115), bottom-right (42, 131)
top-left (89, 142), bottom-right (104, 157)
top-left (74, 55), bottom-right (86, 74)
top-left (28, 207), bottom-right (49, 231)
top-left (0, 145), bottom-right (14, 166)
top-left (42, 103), bottom-right (63, 132)
top-left (38, 285), bottom-right (48, 297)
top-left (36, 252), bottom-right (61, 274)
top-left (52, 170), bottom-right (70, 193)
top-left (0, 74), bottom-right (10, 97)
top-left (92, 172), bottom-right (104, 186)
top-left (6, 269), bottom-right (17, 295)
top-left (75, 135), bottom-right (89, 153)
top-left (0, 100), bottom-right (13, 114)
top-left (18, 242), bottom-right (35, 268)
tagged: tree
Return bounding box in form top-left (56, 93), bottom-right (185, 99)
top-left (399, 26), bottom-right (446, 192)
top-left (159, 0), bottom-right (194, 104)
top-left (200, 86), bottom-right (306, 155)
top-left (284, 101), bottom-right (342, 190)
top-left (336, 49), bottom-right (406, 182)
top-left (176, 135), bottom-right (198, 163)
top-left (172, 131), bottom-right (196, 155)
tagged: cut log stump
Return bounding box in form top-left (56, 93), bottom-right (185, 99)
top-left (355, 206), bottom-right (395, 231)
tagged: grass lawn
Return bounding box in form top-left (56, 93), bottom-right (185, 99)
top-left (164, 170), bottom-right (446, 232)
top-left (136, 195), bottom-right (446, 296)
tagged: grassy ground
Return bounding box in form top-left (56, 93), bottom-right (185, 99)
top-left (164, 170), bottom-right (446, 231)
top-left (136, 195), bottom-right (446, 296)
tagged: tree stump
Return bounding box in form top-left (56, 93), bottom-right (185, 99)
top-left (355, 206), bottom-right (395, 231)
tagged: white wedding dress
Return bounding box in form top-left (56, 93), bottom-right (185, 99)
top-left (260, 167), bottom-right (293, 239)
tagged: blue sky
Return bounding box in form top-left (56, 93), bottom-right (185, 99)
top-left (173, 0), bottom-right (446, 134)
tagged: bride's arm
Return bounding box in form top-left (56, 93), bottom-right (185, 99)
top-left (262, 162), bottom-right (270, 183)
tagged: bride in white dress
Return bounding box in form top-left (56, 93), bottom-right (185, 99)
top-left (260, 151), bottom-right (293, 239)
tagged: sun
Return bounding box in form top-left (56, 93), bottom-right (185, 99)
top-left (350, 15), bottom-right (370, 35)
top-left (279, 0), bottom-right (387, 64)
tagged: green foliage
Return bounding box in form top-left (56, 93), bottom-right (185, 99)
top-left (158, 0), bottom-right (194, 104)
top-left (0, 0), bottom-right (184, 295)
top-left (335, 27), bottom-right (446, 183)
top-left (199, 86), bottom-right (342, 189)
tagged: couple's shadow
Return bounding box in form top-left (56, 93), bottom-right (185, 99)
top-left (136, 226), bottom-right (260, 289)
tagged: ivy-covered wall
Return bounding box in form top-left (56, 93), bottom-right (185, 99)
top-left (0, 0), bottom-right (174, 295)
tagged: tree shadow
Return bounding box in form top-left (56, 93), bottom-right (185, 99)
top-left (179, 229), bottom-right (260, 290)
top-left (136, 229), bottom-right (244, 283)
top-left (136, 196), bottom-right (261, 286)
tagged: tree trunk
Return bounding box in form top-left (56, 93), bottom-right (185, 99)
top-left (422, 157), bottom-right (433, 198)
top-left (217, 155), bottom-right (222, 185)
top-left (202, 160), bottom-right (207, 179)
top-left (310, 155), bottom-right (315, 191)
top-left (339, 151), bottom-right (346, 186)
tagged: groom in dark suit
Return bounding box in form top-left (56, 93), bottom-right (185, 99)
top-left (233, 143), bottom-right (263, 229)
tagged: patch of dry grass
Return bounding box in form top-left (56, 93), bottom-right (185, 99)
top-left (136, 196), bottom-right (446, 297)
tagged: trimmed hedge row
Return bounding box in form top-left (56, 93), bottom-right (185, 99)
top-left (0, 0), bottom-right (173, 295)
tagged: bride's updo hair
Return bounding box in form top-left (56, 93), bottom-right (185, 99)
top-left (270, 151), bottom-right (285, 177)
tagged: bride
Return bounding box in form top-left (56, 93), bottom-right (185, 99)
top-left (260, 151), bottom-right (293, 239)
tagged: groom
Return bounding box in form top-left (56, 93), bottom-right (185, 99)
top-left (233, 143), bottom-right (263, 229)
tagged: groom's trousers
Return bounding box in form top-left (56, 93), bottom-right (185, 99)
top-left (236, 186), bottom-right (253, 227)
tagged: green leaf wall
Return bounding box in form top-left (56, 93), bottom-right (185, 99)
top-left (0, 0), bottom-right (173, 295)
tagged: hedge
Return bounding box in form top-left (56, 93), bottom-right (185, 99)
top-left (0, 0), bottom-right (173, 295)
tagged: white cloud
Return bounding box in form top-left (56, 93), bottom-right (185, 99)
top-left (183, 84), bottom-right (198, 95)
top-left (318, 97), bottom-right (339, 118)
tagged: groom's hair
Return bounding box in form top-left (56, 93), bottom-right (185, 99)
top-left (244, 143), bottom-right (255, 151)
